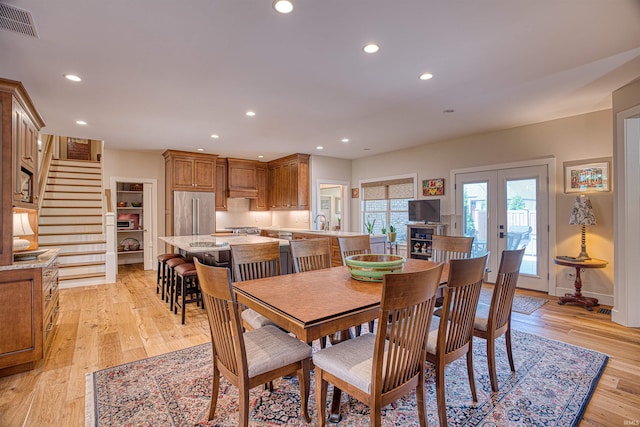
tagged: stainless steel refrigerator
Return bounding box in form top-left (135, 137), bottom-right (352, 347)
top-left (173, 191), bottom-right (216, 235)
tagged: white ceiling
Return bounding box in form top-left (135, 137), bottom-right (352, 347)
top-left (1, 0), bottom-right (639, 161)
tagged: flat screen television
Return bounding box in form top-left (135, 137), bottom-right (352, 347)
top-left (408, 199), bottom-right (441, 223)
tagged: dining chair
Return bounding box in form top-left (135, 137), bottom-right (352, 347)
top-left (194, 259), bottom-right (312, 426)
top-left (431, 235), bottom-right (474, 306)
top-left (337, 235), bottom-right (373, 334)
top-left (474, 248), bottom-right (525, 392)
top-left (337, 235), bottom-right (372, 265)
top-left (231, 241), bottom-right (281, 330)
top-left (426, 253), bottom-right (488, 427)
top-left (289, 237), bottom-right (332, 347)
top-left (290, 237), bottom-right (331, 273)
top-left (313, 263), bottom-right (444, 427)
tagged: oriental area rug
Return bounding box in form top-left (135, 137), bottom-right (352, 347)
top-left (480, 288), bottom-right (548, 315)
top-left (87, 330), bottom-right (606, 427)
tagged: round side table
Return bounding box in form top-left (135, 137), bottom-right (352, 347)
top-left (553, 257), bottom-right (608, 311)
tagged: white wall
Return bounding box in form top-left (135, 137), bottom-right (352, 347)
top-left (351, 110), bottom-right (614, 299)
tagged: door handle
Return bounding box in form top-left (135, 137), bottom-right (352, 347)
top-left (499, 232), bottom-right (505, 238)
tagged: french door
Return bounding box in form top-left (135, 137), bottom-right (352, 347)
top-left (455, 165), bottom-right (549, 291)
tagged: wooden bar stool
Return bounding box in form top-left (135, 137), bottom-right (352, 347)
top-left (156, 253), bottom-right (184, 299)
top-left (173, 263), bottom-right (201, 324)
top-left (166, 257), bottom-right (187, 306)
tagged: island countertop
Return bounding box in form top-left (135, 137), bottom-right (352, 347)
top-left (159, 234), bottom-right (289, 254)
top-left (260, 227), bottom-right (386, 239)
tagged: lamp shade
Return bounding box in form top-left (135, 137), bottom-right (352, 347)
top-left (13, 212), bottom-right (35, 236)
top-left (569, 195), bottom-right (596, 226)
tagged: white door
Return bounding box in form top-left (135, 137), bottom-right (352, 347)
top-left (455, 165), bottom-right (549, 291)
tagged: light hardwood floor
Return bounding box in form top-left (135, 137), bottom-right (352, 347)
top-left (1, 264), bottom-right (639, 426)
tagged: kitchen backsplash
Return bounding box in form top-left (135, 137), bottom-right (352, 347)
top-left (215, 198), bottom-right (310, 231)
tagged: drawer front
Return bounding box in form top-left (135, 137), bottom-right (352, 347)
top-left (43, 292), bottom-right (59, 351)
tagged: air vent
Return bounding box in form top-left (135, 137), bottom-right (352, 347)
top-left (0, 2), bottom-right (39, 38)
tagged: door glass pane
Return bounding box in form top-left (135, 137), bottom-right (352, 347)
top-left (462, 182), bottom-right (488, 257)
top-left (506, 178), bottom-right (537, 275)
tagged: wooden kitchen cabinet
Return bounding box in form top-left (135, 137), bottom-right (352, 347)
top-left (163, 150), bottom-right (218, 237)
top-left (250, 162), bottom-right (268, 211)
top-left (267, 153), bottom-right (310, 210)
top-left (163, 150), bottom-right (217, 192)
top-left (227, 158), bottom-right (258, 198)
top-left (215, 158), bottom-right (227, 210)
top-left (0, 251), bottom-right (59, 377)
top-left (0, 78), bottom-right (45, 266)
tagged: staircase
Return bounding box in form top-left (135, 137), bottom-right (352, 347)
top-left (38, 159), bottom-right (107, 288)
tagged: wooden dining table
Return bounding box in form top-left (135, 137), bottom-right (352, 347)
top-left (233, 257), bottom-right (449, 421)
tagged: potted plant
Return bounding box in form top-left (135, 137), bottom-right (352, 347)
top-left (381, 222), bottom-right (387, 235)
top-left (365, 219), bottom-right (376, 234)
top-left (336, 217), bottom-right (341, 231)
top-left (388, 224), bottom-right (397, 242)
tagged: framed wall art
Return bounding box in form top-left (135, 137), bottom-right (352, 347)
top-left (563, 158), bottom-right (611, 193)
top-left (422, 178), bottom-right (444, 196)
top-left (351, 188), bottom-right (359, 198)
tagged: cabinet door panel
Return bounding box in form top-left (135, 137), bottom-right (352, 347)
top-left (173, 158), bottom-right (194, 188)
top-left (193, 159), bottom-right (215, 190)
top-left (0, 269), bottom-right (43, 369)
top-left (215, 161), bottom-right (227, 210)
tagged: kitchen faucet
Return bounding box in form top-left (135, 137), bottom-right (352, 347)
top-left (314, 214), bottom-right (328, 231)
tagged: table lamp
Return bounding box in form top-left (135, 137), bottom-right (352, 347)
top-left (568, 195), bottom-right (596, 261)
top-left (13, 212), bottom-right (34, 251)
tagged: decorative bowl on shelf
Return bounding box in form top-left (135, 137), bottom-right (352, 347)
top-left (117, 201), bottom-right (127, 207)
top-left (345, 254), bottom-right (406, 282)
top-left (130, 202), bottom-right (142, 207)
top-left (120, 238), bottom-right (140, 251)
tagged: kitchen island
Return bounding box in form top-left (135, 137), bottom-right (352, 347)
top-left (159, 234), bottom-right (292, 272)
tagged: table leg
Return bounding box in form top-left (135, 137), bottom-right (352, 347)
top-left (327, 329), bottom-right (353, 423)
top-left (558, 266), bottom-right (599, 310)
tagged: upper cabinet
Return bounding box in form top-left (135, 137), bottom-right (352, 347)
top-left (215, 158), bottom-right (227, 211)
top-left (249, 162), bottom-right (268, 211)
top-left (162, 150), bottom-right (217, 192)
top-left (0, 79), bottom-right (45, 265)
top-left (267, 153), bottom-right (310, 210)
top-left (163, 150), bottom-right (217, 237)
top-left (227, 158), bottom-right (258, 198)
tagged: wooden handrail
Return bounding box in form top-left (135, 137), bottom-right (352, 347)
top-left (37, 134), bottom-right (55, 210)
top-left (105, 189), bottom-right (113, 213)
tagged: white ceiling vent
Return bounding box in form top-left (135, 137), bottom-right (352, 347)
top-left (0, 2), bottom-right (39, 38)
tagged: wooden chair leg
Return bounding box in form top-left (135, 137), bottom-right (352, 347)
top-left (297, 359), bottom-right (311, 422)
top-left (435, 363), bottom-right (448, 427)
top-left (487, 338), bottom-right (499, 393)
top-left (505, 327), bottom-right (515, 372)
top-left (209, 366), bottom-right (220, 420)
top-left (466, 349), bottom-right (478, 402)
top-left (416, 370), bottom-right (428, 427)
top-left (315, 369), bottom-right (328, 427)
top-left (239, 387), bottom-right (250, 427)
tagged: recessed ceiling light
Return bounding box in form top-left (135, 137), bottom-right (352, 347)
top-left (341, 138), bottom-right (350, 143)
top-left (211, 134), bottom-right (219, 139)
top-left (443, 109), bottom-right (455, 113)
top-left (64, 74), bottom-right (82, 82)
top-left (363, 148), bottom-right (371, 151)
top-left (258, 155), bottom-right (264, 159)
top-left (363, 43), bottom-right (380, 54)
top-left (197, 148), bottom-right (204, 152)
top-left (272, 0), bottom-right (293, 14)
top-left (419, 73), bottom-right (433, 81)
top-left (76, 120), bottom-right (87, 125)
top-left (246, 111), bottom-right (256, 117)
top-left (316, 146), bottom-right (324, 150)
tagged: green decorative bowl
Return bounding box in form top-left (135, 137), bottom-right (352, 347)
top-left (345, 254), bottom-right (406, 282)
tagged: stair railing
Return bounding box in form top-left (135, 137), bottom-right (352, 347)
top-left (37, 134), bottom-right (55, 210)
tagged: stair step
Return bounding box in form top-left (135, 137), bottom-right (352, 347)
top-left (59, 261), bottom-right (105, 269)
top-left (39, 231), bottom-right (103, 236)
top-left (59, 250), bottom-right (106, 257)
top-left (39, 239), bottom-right (107, 246)
top-left (41, 200), bottom-right (102, 208)
top-left (39, 225), bottom-right (103, 234)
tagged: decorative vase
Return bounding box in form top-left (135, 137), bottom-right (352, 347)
top-left (388, 231), bottom-right (396, 242)
top-left (421, 243), bottom-right (427, 253)
top-left (414, 243), bottom-right (421, 253)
